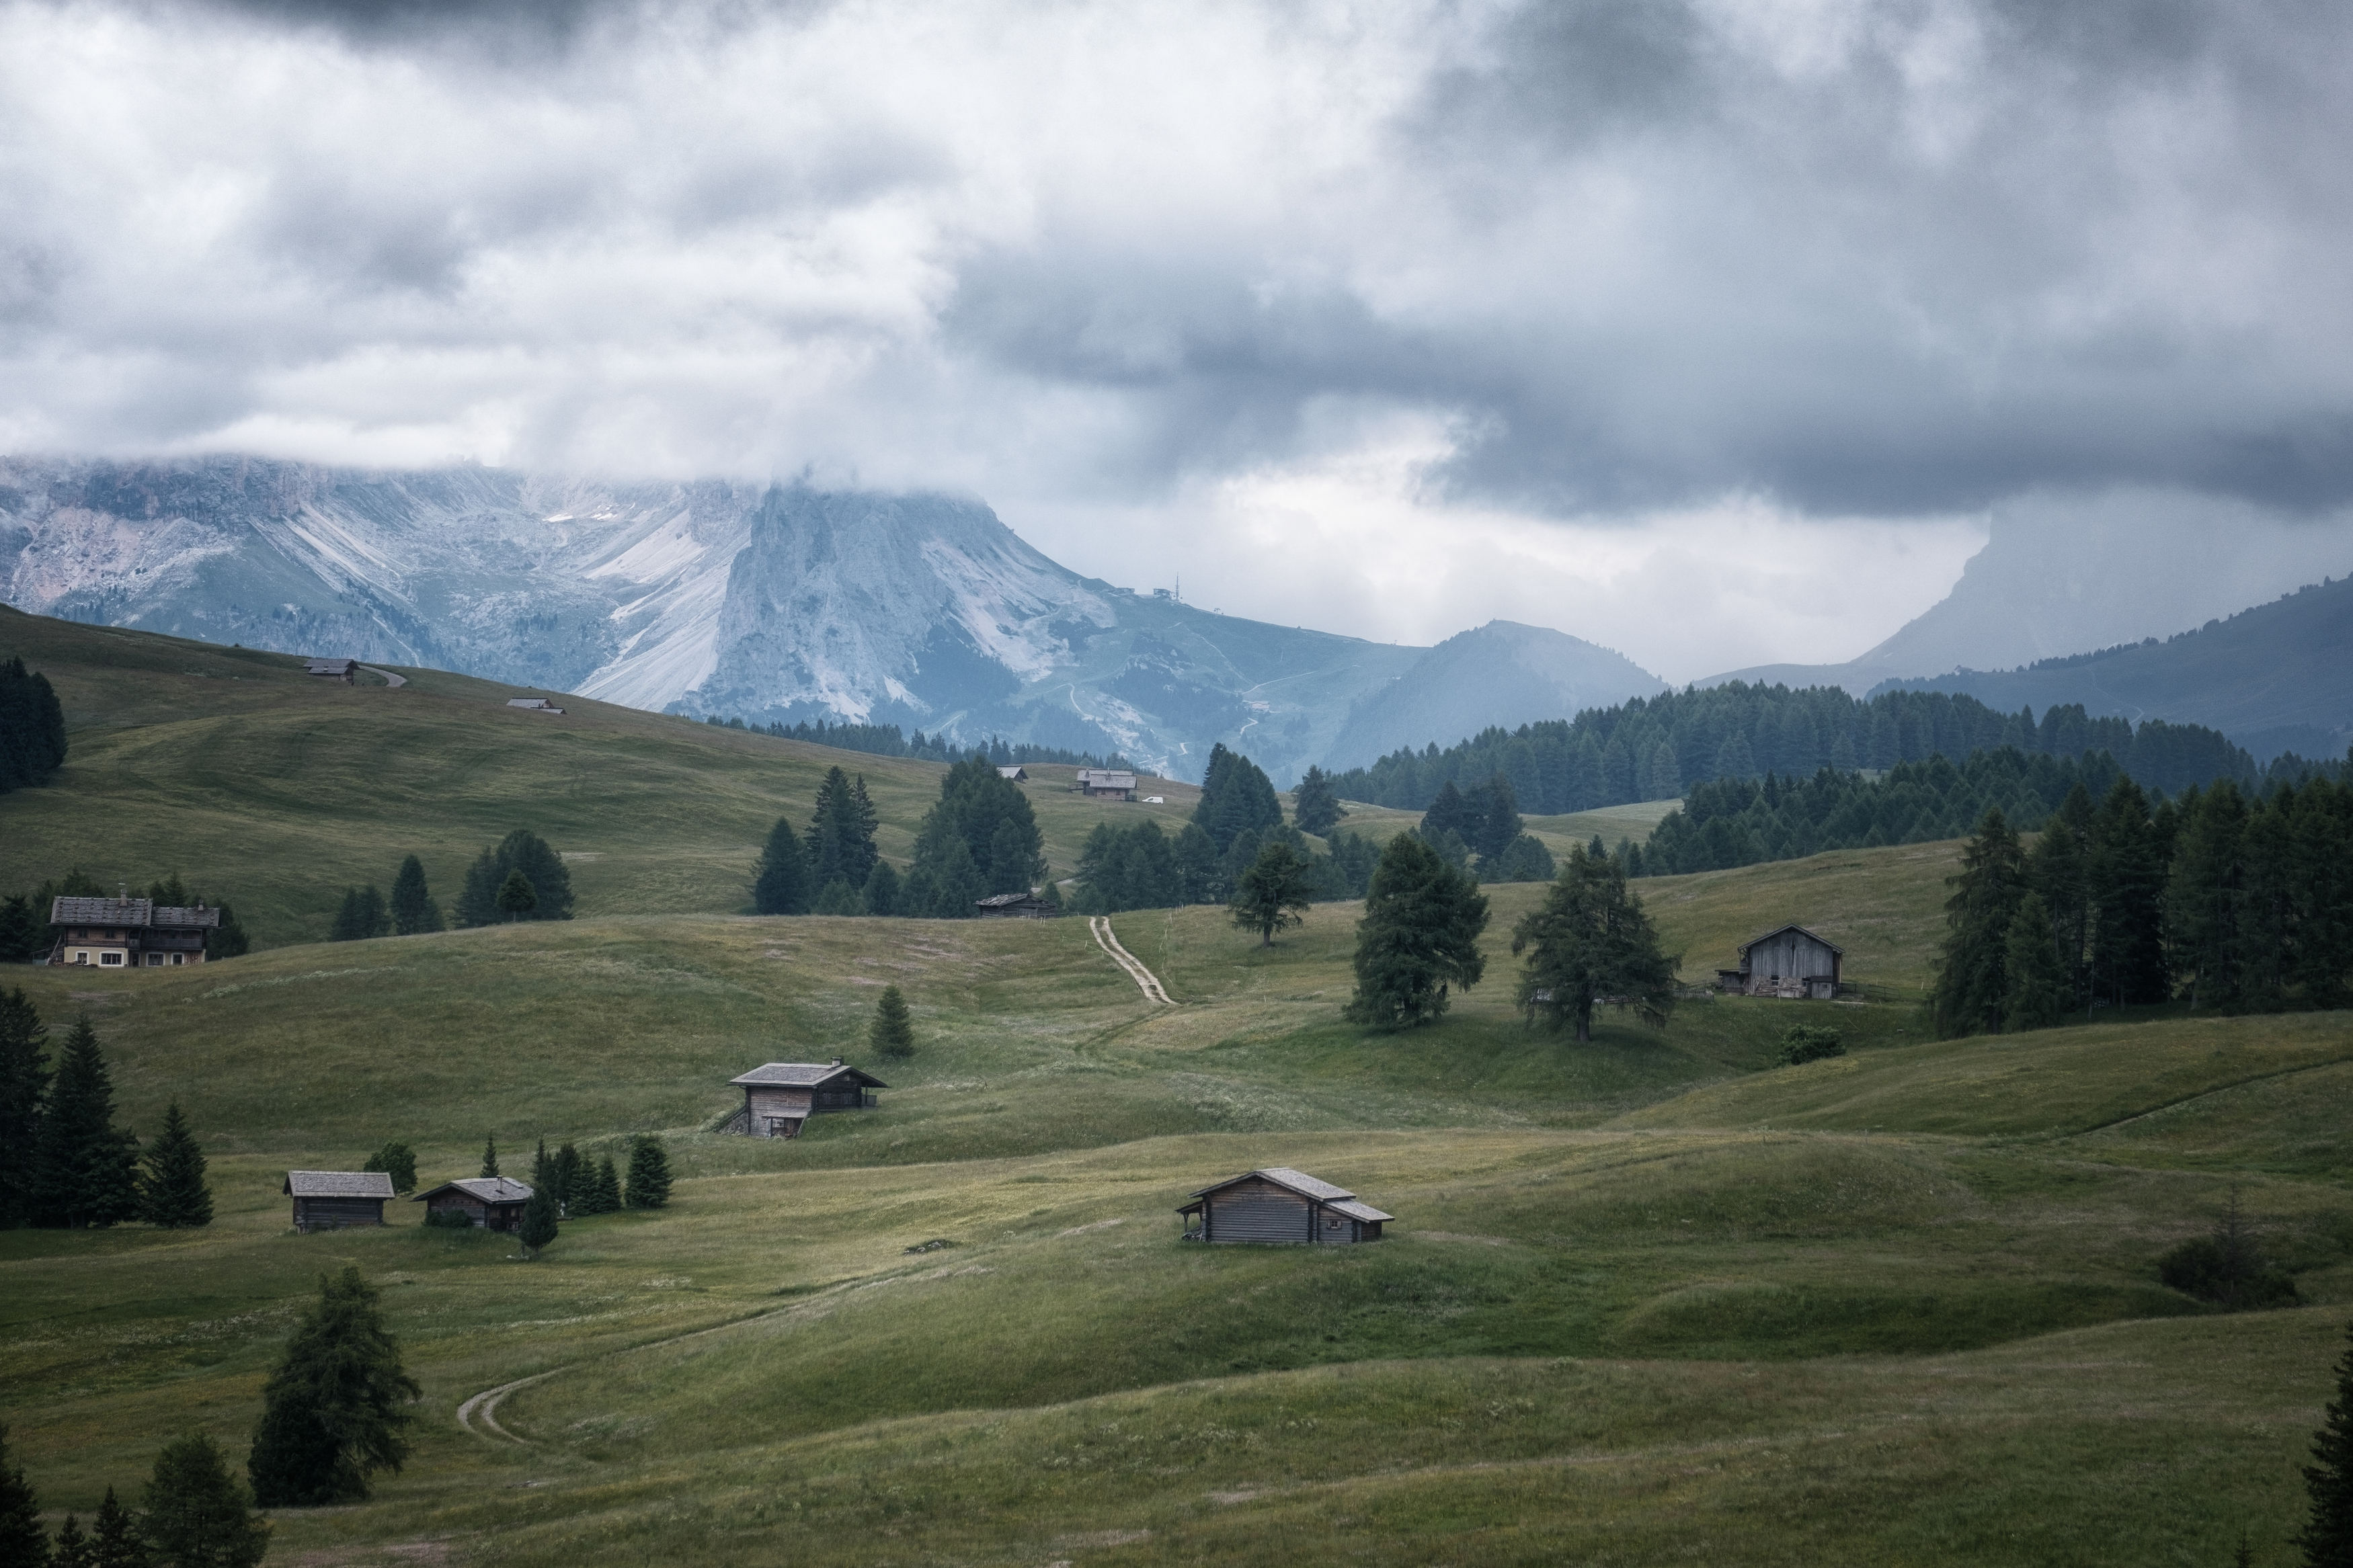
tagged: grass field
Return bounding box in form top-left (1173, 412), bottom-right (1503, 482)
top-left (5, 608), bottom-right (2352, 1566)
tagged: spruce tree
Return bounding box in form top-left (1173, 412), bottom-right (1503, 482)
top-left (138, 1104), bottom-right (212, 1229)
top-left (2167, 782), bottom-right (2249, 1012)
top-left (387, 854), bottom-right (443, 936)
top-left (144, 1433), bottom-right (268, 1567)
top-left (328, 885), bottom-right (389, 942)
top-left (552, 1143), bottom-right (582, 1216)
top-left (86, 1489), bottom-right (143, 1568)
top-left (202, 901), bottom-right (249, 962)
top-left (588, 1156), bottom-right (623, 1214)
top-left (2001, 892), bottom-right (2069, 1033)
top-left (752, 815), bottom-right (814, 915)
top-left (247, 1266), bottom-right (420, 1506)
top-left (1930, 808), bottom-right (2028, 1038)
top-left (494, 870), bottom-right (538, 921)
top-left (2028, 782), bottom-right (2095, 1012)
top-left (30, 1019), bottom-right (141, 1229)
top-left (1344, 832), bottom-right (1490, 1029)
top-left (861, 861), bottom-right (903, 917)
top-left (53, 1511), bottom-right (90, 1568)
top-left (624, 1137), bottom-right (672, 1209)
top-left (870, 985), bottom-right (915, 1059)
top-left (530, 1138), bottom-right (550, 1192)
top-left (811, 878), bottom-right (863, 917)
top-left (0, 655), bottom-right (68, 793)
top-left (1509, 846), bottom-right (1679, 1042)
top-left (518, 1182), bottom-right (559, 1255)
top-left (0, 988), bottom-right (48, 1230)
top-left (1291, 765), bottom-right (1346, 837)
top-left (2089, 776), bottom-right (2169, 1007)
top-left (456, 831), bottom-right (575, 927)
top-left (0, 1423), bottom-right (44, 1568)
top-left (2304, 1317), bottom-right (2353, 1568)
top-left (806, 766), bottom-right (881, 890)
top-left (1191, 743), bottom-right (1283, 854)
top-left (479, 1134), bottom-right (499, 1179)
top-left (1229, 841), bottom-right (1318, 947)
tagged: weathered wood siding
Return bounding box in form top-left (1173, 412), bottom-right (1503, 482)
top-left (1316, 1207), bottom-right (1356, 1244)
top-left (1747, 930), bottom-right (1837, 989)
top-left (747, 1086), bottom-right (814, 1136)
top-left (1206, 1179), bottom-right (1314, 1243)
top-left (294, 1197), bottom-right (385, 1231)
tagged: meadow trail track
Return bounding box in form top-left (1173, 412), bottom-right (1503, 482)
top-left (1090, 917), bottom-right (1172, 1005)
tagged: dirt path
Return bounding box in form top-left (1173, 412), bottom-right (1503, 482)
top-left (1090, 917), bottom-right (1172, 1005)
top-left (357, 665), bottom-right (408, 687)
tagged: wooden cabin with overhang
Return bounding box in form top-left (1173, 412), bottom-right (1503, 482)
top-left (725, 1059), bottom-right (887, 1139)
top-left (975, 891), bottom-right (1055, 919)
top-left (283, 1170), bottom-right (394, 1232)
top-left (1072, 768), bottom-right (1138, 800)
top-left (413, 1176), bottom-right (534, 1231)
top-left (1178, 1168), bottom-right (1392, 1245)
top-left (1719, 924), bottom-right (1845, 999)
top-left (46, 897), bottom-right (220, 969)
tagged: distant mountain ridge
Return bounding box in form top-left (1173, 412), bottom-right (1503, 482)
top-left (0, 456), bottom-right (1665, 784)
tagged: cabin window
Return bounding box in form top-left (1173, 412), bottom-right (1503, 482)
top-left (147, 953), bottom-right (163, 966)
top-left (99, 952), bottom-right (124, 966)
top-left (171, 953), bottom-right (185, 964)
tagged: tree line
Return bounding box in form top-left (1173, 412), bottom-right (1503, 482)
top-left (0, 654), bottom-right (67, 796)
top-left (1324, 683), bottom-right (2263, 815)
top-left (328, 831), bottom-right (576, 942)
top-left (0, 993), bottom-right (212, 1232)
top-left (704, 712), bottom-right (1135, 772)
top-left (1931, 770), bottom-right (2353, 1035)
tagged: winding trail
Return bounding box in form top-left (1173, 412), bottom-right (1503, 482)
top-left (457, 1371), bottom-right (563, 1442)
top-left (357, 665), bottom-right (408, 687)
top-left (1090, 917), bottom-right (1172, 1005)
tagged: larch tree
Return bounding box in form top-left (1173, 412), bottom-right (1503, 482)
top-left (1509, 846), bottom-right (1679, 1043)
top-left (144, 1433), bottom-right (268, 1568)
top-left (1229, 841), bottom-right (1318, 947)
top-left (247, 1267), bottom-right (421, 1506)
top-left (138, 1104), bottom-right (212, 1229)
top-left (1291, 765), bottom-right (1346, 837)
top-left (1343, 833), bottom-right (1490, 1029)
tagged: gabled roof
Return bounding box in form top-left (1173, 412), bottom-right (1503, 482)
top-left (284, 1170), bottom-right (395, 1198)
top-left (729, 1061), bottom-right (888, 1089)
top-left (1737, 923), bottom-right (1844, 958)
top-left (1187, 1167), bottom-right (1357, 1203)
top-left (305, 657), bottom-right (356, 673)
top-left (996, 765), bottom-right (1027, 780)
top-left (975, 892), bottom-right (1049, 909)
top-left (49, 897), bottom-right (221, 929)
top-left (412, 1177), bottom-right (534, 1204)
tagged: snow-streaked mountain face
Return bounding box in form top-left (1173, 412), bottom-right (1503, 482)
top-left (0, 456), bottom-right (1671, 784)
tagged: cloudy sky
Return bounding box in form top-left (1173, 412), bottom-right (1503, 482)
top-left (5, 0), bottom-right (2352, 679)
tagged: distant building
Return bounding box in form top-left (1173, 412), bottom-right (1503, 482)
top-left (413, 1177), bottom-right (534, 1231)
top-left (725, 1059), bottom-right (887, 1139)
top-left (975, 892), bottom-right (1055, 919)
top-left (284, 1171), bottom-right (393, 1232)
top-left (1072, 768), bottom-right (1138, 800)
top-left (46, 897), bottom-right (219, 969)
top-left (506, 697), bottom-right (567, 714)
top-left (305, 657), bottom-right (356, 683)
top-left (996, 765), bottom-right (1028, 781)
top-left (1718, 924), bottom-right (1845, 999)
top-left (1178, 1167), bottom-right (1391, 1245)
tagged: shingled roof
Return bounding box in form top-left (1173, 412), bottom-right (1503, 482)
top-left (283, 1171), bottom-right (396, 1199)
top-left (413, 1177), bottom-right (534, 1204)
top-left (729, 1061), bottom-right (887, 1089)
top-left (48, 898), bottom-right (219, 929)
top-left (1183, 1167), bottom-right (1394, 1220)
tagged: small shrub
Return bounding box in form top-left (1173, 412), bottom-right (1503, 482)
top-left (2158, 1191), bottom-right (2299, 1310)
top-left (1778, 1026), bottom-right (1845, 1065)
top-left (422, 1208), bottom-right (475, 1230)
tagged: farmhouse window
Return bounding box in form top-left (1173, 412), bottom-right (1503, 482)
top-left (99, 952), bottom-right (124, 966)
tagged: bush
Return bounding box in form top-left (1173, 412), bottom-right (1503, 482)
top-left (2158, 1191), bottom-right (2300, 1309)
top-left (422, 1207), bottom-right (475, 1230)
top-left (1778, 1026), bottom-right (1845, 1065)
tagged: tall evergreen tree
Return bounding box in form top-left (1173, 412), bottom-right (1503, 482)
top-left (138, 1104), bottom-right (212, 1229)
top-left (247, 1266), bottom-right (421, 1506)
top-left (2001, 891), bottom-right (2069, 1032)
top-left (0, 895), bottom-right (46, 964)
top-left (1930, 808), bottom-right (2028, 1038)
top-left (1291, 765), bottom-right (1346, 837)
top-left (87, 1488), bottom-right (144, 1568)
top-left (1343, 833), bottom-right (1490, 1029)
top-left (2304, 1317), bottom-right (2353, 1568)
top-left (518, 1182), bottom-right (559, 1256)
top-left (387, 854), bottom-right (443, 936)
top-left (805, 767), bottom-right (882, 890)
top-left (479, 1134), bottom-right (499, 1179)
top-left (202, 901), bottom-right (249, 962)
top-left (869, 985), bottom-right (915, 1059)
top-left (1191, 743), bottom-right (1283, 854)
top-left (0, 1423), bottom-right (44, 1568)
top-left (2089, 776), bottom-right (2170, 1007)
top-left (861, 861), bottom-right (904, 917)
top-left (143, 1433), bottom-right (268, 1568)
top-left (624, 1137), bottom-right (672, 1209)
top-left (587, 1155), bottom-right (623, 1214)
top-left (2168, 782), bottom-right (2250, 1011)
top-left (53, 1511), bottom-right (90, 1568)
top-left (328, 884), bottom-right (390, 942)
top-left (1509, 847), bottom-right (1679, 1042)
top-left (2029, 783), bottom-right (2095, 1011)
top-left (0, 988), bottom-right (48, 1229)
top-left (903, 757), bottom-right (1042, 913)
top-left (1229, 841), bottom-right (1318, 947)
top-left (752, 815), bottom-right (815, 915)
top-left (30, 1020), bottom-right (141, 1229)
top-left (0, 655), bottom-right (68, 794)
top-left (456, 830), bottom-right (575, 927)
top-left (493, 870), bottom-right (538, 921)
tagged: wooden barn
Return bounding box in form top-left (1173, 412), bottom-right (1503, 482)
top-left (1178, 1168), bottom-right (1391, 1245)
top-left (283, 1170), bottom-right (394, 1232)
top-left (1719, 924), bottom-right (1845, 999)
top-left (305, 657), bottom-right (356, 683)
top-left (46, 897), bottom-right (219, 968)
top-left (725, 1059), bottom-right (887, 1139)
top-left (1072, 768), bottom-right (1138, 800)
top-left (996, 765), bottom-right (1028, 781)
top-left (413, 1176), bottom-right (534, 1231)
top-left (975, 891), bottom-right (1055, 919)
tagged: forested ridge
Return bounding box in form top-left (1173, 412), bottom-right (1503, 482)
top-left (1326, 682), bottom-right (2261, 813)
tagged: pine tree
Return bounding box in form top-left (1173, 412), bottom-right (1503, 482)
top-left (1510, 847), bottom-right (1679, 1042)
top-left (479, 1134), bottom-right (499, 1179)
top-left (1931, 808), bottom-right (2028, 1038)
top-left (0, 655), bottom-right (68, 794)
top-left (1229, 841), bottom-right (1318, 947)
top-left (143, 1433), bottom-right (268, 1568)
top-left (0, 1423), bottom-right (44, 1568)
top-left (328, 885), bottom-right (389, 942)
top-left (861, 861), bottom-right (903, 917)
top-left (869, 985), bottom-right (915, 1059)
top-left (360, 1141), bottom-right (415, 1195)
top-left (0, 988), bottom-right (48, 1230)
top-left (2089, 776), bottom-right (2169, 1007)
top-left (1291, 765), bottom-right (1346, 837)
top-left (247, 1266), bottom-right (421, 1507)
top-left (587, 1156), bottom-right (623, 1214)
top-left (2167, 782), bottom-right (2249, 1012)
top-left (551, 1143), bottom-right (582, 1216)
top-left (53, 1511), bottom-right (91, 1568)
top-left (904, 758), bottom-right (1044, 916)
top-left (202, 901), bottom-right (249, 962)
top-left (1191, 743), bottom-right (1283, 854)
top-left (138, 1104), bottom-right (212, 1229)
top-left (752, 815), bottom-right (814, 915)
top-left (2001, 891), bottom-right (2069, 1033)
top-left (87, 1489), bottom-right (143, 1568)
top-left (530, 1139), bottom-right (550, 1192)
top-left (387, 855), bottom-right (443, 936)
top-left (2303, 1317), bottom-right (2353, 1568)
top-left (456, 831), bottom-right (575, 927)
top-left (806, 767), bottom-right (881, 890)
top-left (1344, 833), bottom-right (1490, 1029)
top-left (2028, 782), bottom-right (2095, 1012)
top-left (624, 1137), bottom-right (672, 1209)
top-left (30, 1020), bottom-right (141, 1229)
top-left (811, 878), bottom-right (863, 917)
top-left (494, 870), bottom-right (538, 921)
top-left (518, 1182), bottom-right (559, 1255)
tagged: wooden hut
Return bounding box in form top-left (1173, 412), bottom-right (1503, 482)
top-left (996, 765), bottom-right (1028, 781)
top-left (283, 1170), bottom-right (394, 1232)
top-left (413, 1176), bottom-right (534, 1231)
top-left (305, 657), bottom-right (356, 683)
top-left (1178, 1168), bottom-right (1391, 1245)
top-left (46, 897), bottom-right (219, 968)
top-left (1721, 924), bottom-right (1845, 999)
top-left (975, 891), bottom-right (1055, 919)
top-left (1072, 768), bottom-right (1138, 800)
top-left (725, 1059), bottom-right (887, 1139)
